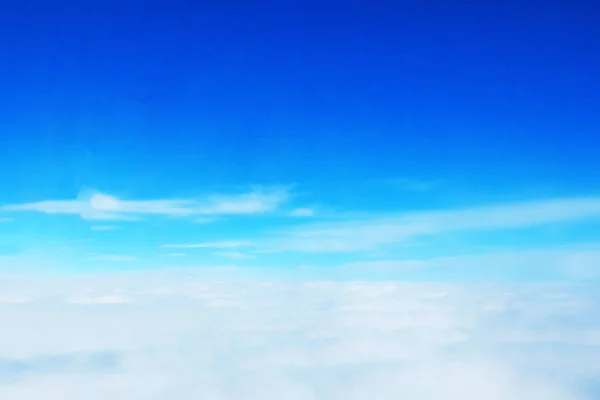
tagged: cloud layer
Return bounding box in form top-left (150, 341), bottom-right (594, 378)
top-left (0, 271), bottom-right (599, 399)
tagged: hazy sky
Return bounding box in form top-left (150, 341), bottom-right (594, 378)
top-left (1, 1), bottom-right (599, 279)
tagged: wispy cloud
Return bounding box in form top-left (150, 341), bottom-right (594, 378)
top-left (162, 240), bottom-right (252, 249)
top-left (0, 187), bottom-right (290, 221)
top-left (0, 217), bottom-right (13, 222)
top-left (335, 245), bottom-right (600, 280)
top-left (213, 251), bottom-right (253, 259)
top-left (268, 196), bottom-right (600, 252)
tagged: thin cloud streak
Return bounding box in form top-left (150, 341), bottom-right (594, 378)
top-left (0, 187), bottom-right (290, 221)
top-left (335, 245), bottom-right (600, 280)
top-left (213, 251), bottom-right (253, 259)
top-left (268, 196), bottom-right (600, 252)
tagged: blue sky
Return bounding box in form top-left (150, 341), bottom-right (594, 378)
top-left (1, 1), bottom-right (599, 280)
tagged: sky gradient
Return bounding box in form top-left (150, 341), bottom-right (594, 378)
top-left (3, 3), bottom-right (600, 399)
top-left (1, 1), bottom-right (599, 280)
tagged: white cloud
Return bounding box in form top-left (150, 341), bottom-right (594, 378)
top-left (88, 193), bottom-right (120, 211)
top-left (269, 196), bottom-right (600, 252)
top-left (203, 189), bottom-right (288, 214)
top-left (66, 294), bottom-right (134, 305)
top-left (0, 271), bottom-right (598, 399)
top-left (0, 217), bottom-right (13, 222)
top-left (0, 187), bottom-right (290, 221)
top-left (162, 240), bottom-right (252, 249)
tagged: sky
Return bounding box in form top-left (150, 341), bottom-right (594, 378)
top-left (3, 2), bottom-right (600, 399)
top-left (1, 1), bottom-right (600, 280)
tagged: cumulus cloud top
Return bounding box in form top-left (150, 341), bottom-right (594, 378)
top-left (0, 272), bottom-right (598, 399)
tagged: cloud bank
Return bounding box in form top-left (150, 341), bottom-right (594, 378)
top-left (0, 271), bottom-right (598, 399)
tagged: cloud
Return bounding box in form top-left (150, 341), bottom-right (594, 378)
top-left (0, 351), bottom-right (121, 380)
top-left (66, 294), bottom-right (134, 305)
top-left (268, 196), bottom-right (600, 252)
top-left (213, 251), bottom-right (253, 259)
top-left (0, 187), bottom-right (290, 221)
top-left (0, 217), bottom-right (12, 222)
top-left (162, 240), bottom-right (252, 249)
top-left (0, 271), bottom-right (598, 399)
top-left (332, 246), bottom-right (600, 280)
